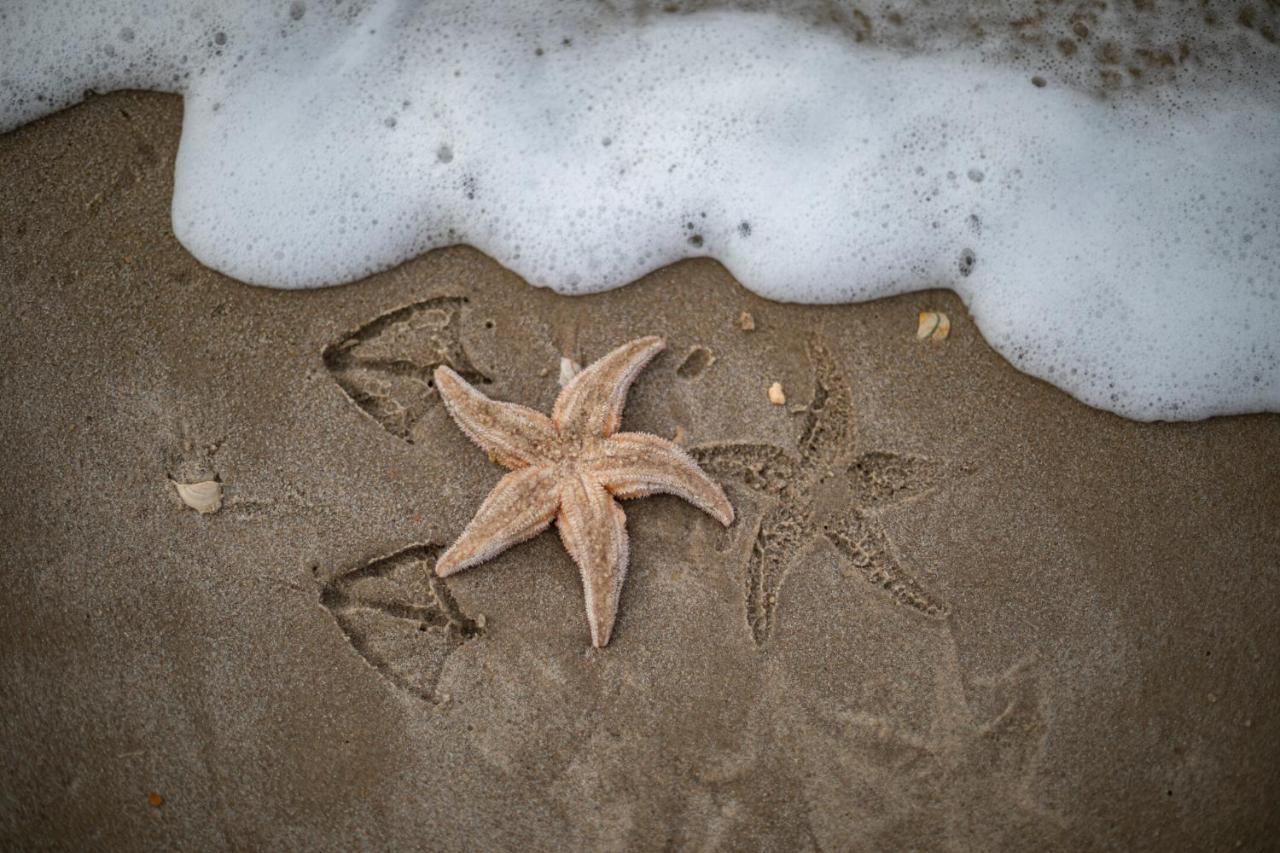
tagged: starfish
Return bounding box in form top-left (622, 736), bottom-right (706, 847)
top-left (431, 336), bottom-right (734, 647)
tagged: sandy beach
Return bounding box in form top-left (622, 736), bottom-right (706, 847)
top-left (2, 90), bottom-right (1278, 850)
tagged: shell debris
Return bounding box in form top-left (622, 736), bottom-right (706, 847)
top-left (739, 311), bottom-right (756, 331)
top-left (558, 356), bottom-right (583, 387)
top-left (173, 479), bottom-right (222, 514)
top-left (917, 311), bottom-right (951, 341)
top-left (768, 382), bottom-right (786, 405)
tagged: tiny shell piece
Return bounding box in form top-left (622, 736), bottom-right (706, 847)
top-left (768, 382), bottom-right (786, 405)
top-left (558, 356), bottom-right (583, 387)
top-left (173, 479), bottom-right (222, 514)
top-left (916, 311), bottom-right (951, 341)
top-left (739, 311), bottom-right (756, 331)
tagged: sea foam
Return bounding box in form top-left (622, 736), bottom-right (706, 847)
top-left (2, 0), bottom-right (1278, 420)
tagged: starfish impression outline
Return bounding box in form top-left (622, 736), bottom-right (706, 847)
top-left (693, 339), bottom-right (951, 644)
top-left (432, 336), bottom-right (734, 647)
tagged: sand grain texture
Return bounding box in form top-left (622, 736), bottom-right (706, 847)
top-left (1, 92), bottom-right (1278, 851)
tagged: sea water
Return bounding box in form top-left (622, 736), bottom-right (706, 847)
top-left (2, 0), bottom-right (1278, 420)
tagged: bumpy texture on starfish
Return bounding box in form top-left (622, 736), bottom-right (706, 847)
top-left (432, 336), bottom-right (734, 647)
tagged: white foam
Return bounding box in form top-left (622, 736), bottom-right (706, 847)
top-left (3, 0), bottom-right (1278, 420)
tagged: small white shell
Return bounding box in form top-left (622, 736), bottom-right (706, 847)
top-left (917, 311), bottom-right (951, 341)
top-left (173, 479), bottom-right (222, 514)
top-left (558, 356), bottom-right (582, 387)
top-left (768, 382), bottom-right (786, 405)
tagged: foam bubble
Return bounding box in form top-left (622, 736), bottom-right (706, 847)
top-left (2, 0), bottom-right (1278, 420)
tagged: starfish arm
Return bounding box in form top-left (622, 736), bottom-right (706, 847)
top-left (594, 432), bottom-right (734, 526)
top-left (552, 336), bottom-right (665, 439)
top-left (688, 443), bottom-right (797, 498)
top-left (846, 451), bottom-right (941, 509)
top-left (435, 465), bottom-right (562, 577)
top-left (822, 514), bottom-right (948, 618)
top-left (556, 473), bottom-right (630, 647)
top-left (434, 365), bottom-right (558, 469)
top-left (795, 338), bottom-right (857, 472)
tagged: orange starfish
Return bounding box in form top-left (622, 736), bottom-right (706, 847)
top-left (432, 336), bottom-right (734, 647)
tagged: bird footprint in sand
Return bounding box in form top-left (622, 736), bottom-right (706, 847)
top-left (323, 296), bottom-right (488, 444)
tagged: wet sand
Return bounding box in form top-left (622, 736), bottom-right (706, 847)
top-left (1, 91), bottom-right (1278, 850)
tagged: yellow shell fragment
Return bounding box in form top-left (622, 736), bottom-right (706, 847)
top-left (173, 479), bottom-right (222, 514)
top-left (739, 311), bottom-right (756, 331)
top-left (768, 382), bottom-right (786, 405)
top-left (917, 311), bottom-right (951, 341)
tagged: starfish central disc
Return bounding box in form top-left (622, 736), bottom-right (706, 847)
top-left (432, 336), bottom-right (734, 647)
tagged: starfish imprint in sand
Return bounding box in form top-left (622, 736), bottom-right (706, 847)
top-left (693, 339), bottom-right (953, 645)
top-left (432, 336), bottom-right (734, 647)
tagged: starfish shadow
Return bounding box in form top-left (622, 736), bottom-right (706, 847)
top-left (692, 339), bottom-right (953, 645)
